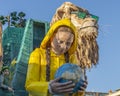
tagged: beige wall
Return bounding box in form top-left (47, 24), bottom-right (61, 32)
top-left (107, 90), bottom-right (120, 96)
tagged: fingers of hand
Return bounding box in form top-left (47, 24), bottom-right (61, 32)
top-left (78, 81), bottom-right (88, 92)
top-left (84, 80), bottom-right (88, 85)
top-left (83, 81), bottom-right (88, 88)
top-left (51, 81), bottom-right (75, 94)
top-left (58, 81), bottom-right (73, 86)
top-left (58, 88), bottom-right (74, 93)
top-left (50, 77), bottom-right (62, 87)
top-left (50, 77), bottom-right (61, 83)
top-left (57, 83), bottom-right (75, 90)
top-left (51, 80), bottom-right (73, 88)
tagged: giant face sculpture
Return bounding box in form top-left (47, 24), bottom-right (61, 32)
top-left (50, 2), bottom-right (99, 69)
top-left (51, 26), bottom-right (74, 55)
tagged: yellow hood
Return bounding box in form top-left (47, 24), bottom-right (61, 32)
top-left (40, 18), bottom-right (77, 55)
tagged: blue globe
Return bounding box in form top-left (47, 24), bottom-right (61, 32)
top-left (55, 63), bottom-right (85, 93)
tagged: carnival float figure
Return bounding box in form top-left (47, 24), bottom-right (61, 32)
top-left (25, 2), bottom-right (99, 96)
top-left (50, 2), bottom-right (99, 69)
top-left (25, 18), bottom-right (87, 96)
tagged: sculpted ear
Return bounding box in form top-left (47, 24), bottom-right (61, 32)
top-left (50, 8), bottom-right (67, 26)
top-left (50, 9), bottom-right (65, 26)
top-left (57, 9), bottom-right (65, 19)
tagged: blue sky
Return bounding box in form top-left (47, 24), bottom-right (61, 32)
top-left (0, 0), bottom-right (120, 93)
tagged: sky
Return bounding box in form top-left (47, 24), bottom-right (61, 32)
top-left (0, 0), bottom-right (120, 93)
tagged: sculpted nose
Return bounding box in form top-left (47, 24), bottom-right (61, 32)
top-left (61, 43), bottom-right (67, 49)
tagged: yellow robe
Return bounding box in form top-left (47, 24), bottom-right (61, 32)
top-left (25, 18), bottom-right (84, 96)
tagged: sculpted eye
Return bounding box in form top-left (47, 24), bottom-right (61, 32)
top-left (58, 40), bottom-right (64, 44)
top-left (66, 42), bottom-right (71, 46)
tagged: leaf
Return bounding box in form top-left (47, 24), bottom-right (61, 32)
top-left (11, 16), bottom-right (18, 21)
top-left (0, 16), bottom-right (4, 20)
top-left (18, 12), bottom-right (26, 17)
top-left (10, 11), bottom-right (17, 17)
top-left (1, 20), bottom-right (6, 25)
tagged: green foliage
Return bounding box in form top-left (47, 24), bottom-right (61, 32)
top-left (0, 11), bottom-right (27, 28)
top-left (18, 12), bottom-right (25, 17)
top-left (10, 11), bottom-right (17, 17)
top-left (0, 16), bottom-right (6, 25)
top-left (0, 16), bottom-right (4, 20)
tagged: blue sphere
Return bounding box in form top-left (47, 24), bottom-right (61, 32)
top-left (55, 63), bottom-right (85, 93)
